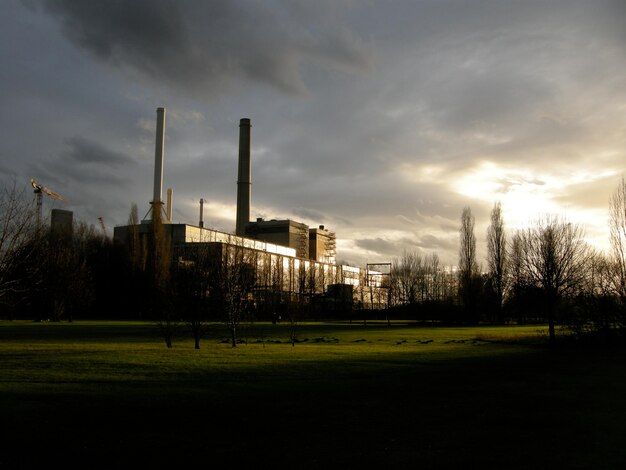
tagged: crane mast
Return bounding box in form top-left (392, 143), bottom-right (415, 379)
top-left (31, 178), bottom-right (65, 225)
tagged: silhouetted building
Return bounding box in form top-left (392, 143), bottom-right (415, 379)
top-left (51, 209), bottom-right (73, 236)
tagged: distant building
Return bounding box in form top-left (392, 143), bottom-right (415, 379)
top-left (50, 209), bottom-right (73, 236)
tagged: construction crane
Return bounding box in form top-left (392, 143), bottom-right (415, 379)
top-left (31, 178), bottom-right (65, 225)
top-left (98, 217), bottom-right (107, 238)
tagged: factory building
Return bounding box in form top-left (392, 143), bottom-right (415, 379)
top-left (309, 225), bottom-right (336, 264)
top-left (245, 218), bottom-right (310, 259)
top-left (113, 108), bottom-right (387, 313)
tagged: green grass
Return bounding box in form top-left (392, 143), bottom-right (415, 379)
top-left (1, 321), bottom-right (624, 469)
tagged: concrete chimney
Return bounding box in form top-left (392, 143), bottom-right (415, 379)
top-left (236, 118), bottom-right (251, 236)
top-left (199, 198), bottom-right (204, 228)
top-left (152, 107), bottom-right (166, 217)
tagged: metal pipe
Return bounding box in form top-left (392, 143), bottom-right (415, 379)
top-left (236, 118), bottom-right (251, 236)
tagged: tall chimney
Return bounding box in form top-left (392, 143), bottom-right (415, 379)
top-left (152, 107), bottom-right (166, 218)
top-left (236, 118), bottom-right (251, 236)
top-left (199, 198), bottom-right (204, 228)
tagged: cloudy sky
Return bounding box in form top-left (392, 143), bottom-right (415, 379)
top-left (1, 0), bottom-right (625, 267)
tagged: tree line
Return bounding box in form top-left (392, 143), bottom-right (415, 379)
top-left (2, 177), bottom-right (626, 347)
top-left (389, 179), bottom-right (626, 345)
top-left (0, 187), bottom-right (312, 348)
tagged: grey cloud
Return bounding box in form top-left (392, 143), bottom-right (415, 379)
top-left (41, 0), bottom-right (188, 62)
top-left (291, 207), bottom-right (326, 224)
top-left (417, 234), bottom-right (456, 253)
top-left (36, 0), bottom-right (372, 97)
top-left (354, 238), bottom-right (404, 257)
top-left (355, 234), bottom-right (453, 260)
top-left (63, 137), bottom-right (133, 167)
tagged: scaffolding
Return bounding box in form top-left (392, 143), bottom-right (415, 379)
top-left (324, 231), bottom-right (337, 264)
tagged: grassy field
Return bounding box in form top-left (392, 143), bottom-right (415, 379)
top-left (0, 321), bottom-right (624, 469)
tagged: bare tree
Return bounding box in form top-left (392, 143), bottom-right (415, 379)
top-left (0, 181), bottom-right (39, 318)
top-left (609, 177), bottom-right (626, 302)
top-left (575, 249), bottom-right (623, 335)
top-left (391, 250), bottom-right (422, 305)
top-left (424, 253), bottom-right (440, 302)
top-left (285, 299), bottom-right (302, 346)
top-left (507, 230), bottom-right (529, 323)
top-left (148, 205), bottom-right (174, 348)
top-left (459, 206), bottom-right (480, 322)
top-left (126, 203), bottom-right (146, 273)
top-left (43, 222), bottom-right (94, 322)
top-left (171, 244), bottom-right (214, 349)
top-left (486, 202), bottom-right (507, 323)
top-left (519, 216), bottom-right (589, 346)
top-left (218, 242), bottom-right (256, 347)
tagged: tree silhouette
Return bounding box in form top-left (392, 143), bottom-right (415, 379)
top-left (486, 202), bottom-right (506, 323)
top-left (519, 216), bottom-right (588, 346)
top-left (458, 206), bottom-right (480, 322)
top-left (609, 177), bottom-right (626, 303)
top-left (0, 181), bottom-right (40, 319)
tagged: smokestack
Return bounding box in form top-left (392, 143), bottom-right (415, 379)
top-left (199, 198), bottom-right (204, 228)
top-left (152, 107), bottom-right (166, 217)
top-left (166, 188), bottom-right (173, 222)
top-left (236, 118), bottom-right (251, 236)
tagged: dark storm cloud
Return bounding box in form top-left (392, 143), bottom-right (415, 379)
top-left (35, 0), bottom-right (371, 96)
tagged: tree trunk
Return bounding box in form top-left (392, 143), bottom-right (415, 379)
top-left (547, 302), bottom-right (556, 348)
top-left (231, 326), bottom-right (237, 348)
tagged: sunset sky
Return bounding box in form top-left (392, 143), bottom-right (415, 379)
top-left (1, 0), bottom-right (625, 267)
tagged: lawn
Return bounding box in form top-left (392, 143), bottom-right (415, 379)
top-left (0, 321), bottom-right (624, 469)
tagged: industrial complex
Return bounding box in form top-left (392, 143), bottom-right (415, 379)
top-left (113, 108), bottom-right (389, 313)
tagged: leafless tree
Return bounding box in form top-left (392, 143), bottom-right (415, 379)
top-left (609, 177), bottom-right (626, 302)
top-left (391, 250), bottom-right (422, 305)
top-left (486, 202), bottom-right (507, 323)
top-left (218, 242), bottom-right (256, 347)
top-left (0, 180), bottom-right (40, 318)
top-left (126, 203), bottom-right (146, 272)
top-left (574, 249), bottom-right (623, 334)
top-left (148, 205), bottom-right (175, 348)
top-left (391, 251), bottom-right (452, 308)
top-left (424, 253), bottom-right (440, 302)
top-left (171, 244), bottom-right (214, 349)
top-left (41, 222), bottom-right (94, 322)
top-left (459, 206), bottom-right (480, 322)
top-left (519, 216), bottom-right (589, 346)
top-left (507, 230), bottom-right (529, 322)
top-left (285, 299), bottom-right (302, 346)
